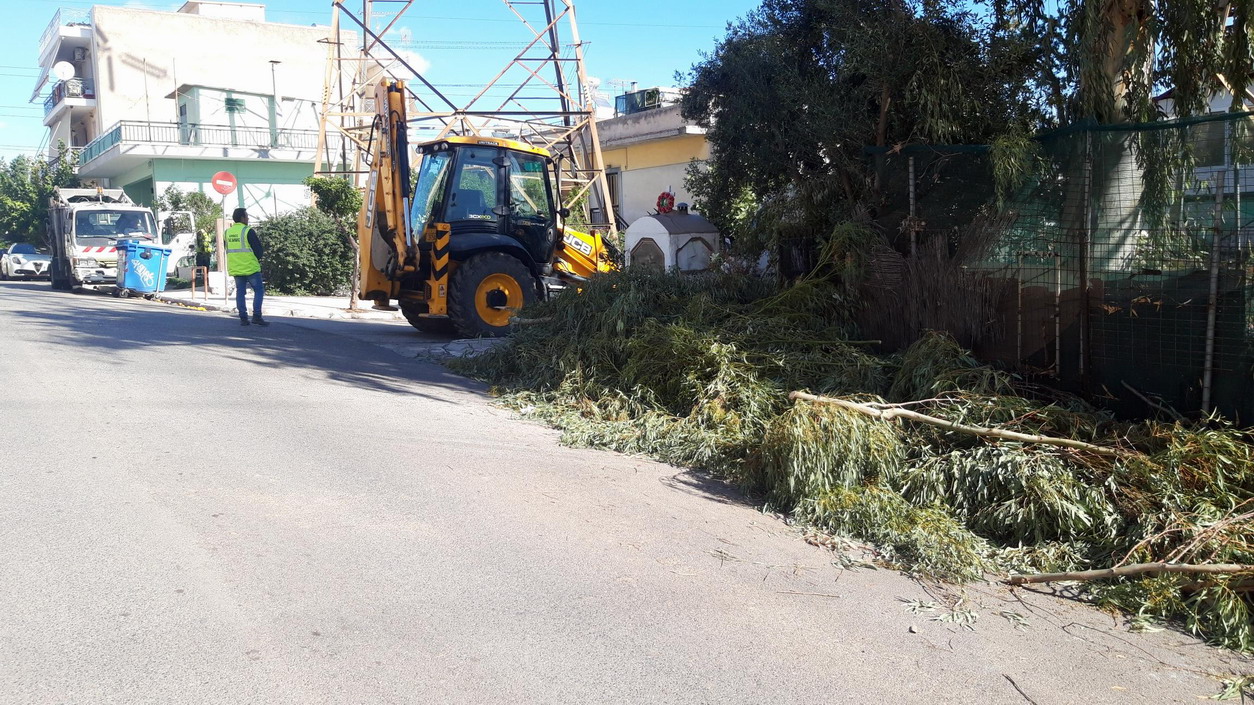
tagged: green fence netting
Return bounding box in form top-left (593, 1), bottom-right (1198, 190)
top-left (863, 113), bottom-right (1254, 422)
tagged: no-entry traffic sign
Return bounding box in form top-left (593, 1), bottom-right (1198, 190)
top-left (211, 171), bottom-right (237, 195)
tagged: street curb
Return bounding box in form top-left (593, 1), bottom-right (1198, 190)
top-left (150, 292), bottom-right (405, 322)
top-left (153, 294), bottom-right (223, 313)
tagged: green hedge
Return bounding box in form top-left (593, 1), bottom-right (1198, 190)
top-left (258, 208), bottom-right (353, 296)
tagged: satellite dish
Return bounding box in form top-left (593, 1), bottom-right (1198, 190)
top-left (52, 62), bottom-right (75, 81)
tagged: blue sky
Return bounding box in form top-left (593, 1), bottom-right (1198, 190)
top-left (0, 0), bottom-right (761, 160)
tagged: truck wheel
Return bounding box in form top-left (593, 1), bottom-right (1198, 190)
top-left (400, 304), bottom-right (455, 335)
top-left (448, 252), bottom-right (537, 338)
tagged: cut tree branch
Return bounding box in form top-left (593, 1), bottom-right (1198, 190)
top-left (1008, 562), bottom-right (1254, 585)
top-left (789, 392), bottom-right (1131, 457)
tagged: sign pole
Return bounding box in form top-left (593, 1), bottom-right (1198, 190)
top-left (211, 171), bottom-right (239, 313)
top-left (217, 197), bottom-right (228, 310)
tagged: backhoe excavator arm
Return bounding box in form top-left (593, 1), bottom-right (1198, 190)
top-left (358, 80), bottom-right (412, 306)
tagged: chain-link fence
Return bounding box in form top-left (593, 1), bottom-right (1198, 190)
top-left (863, 113), bottom-right (1254, 422)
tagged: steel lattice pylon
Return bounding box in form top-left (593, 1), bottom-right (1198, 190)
top-left (316, 0), bottom-right (617, 233)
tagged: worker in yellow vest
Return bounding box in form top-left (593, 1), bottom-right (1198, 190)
top-left (224, 207), bottom-right (269, 327)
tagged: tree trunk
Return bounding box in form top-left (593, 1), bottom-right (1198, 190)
top-left (876, 85), bottom-right (893, 148)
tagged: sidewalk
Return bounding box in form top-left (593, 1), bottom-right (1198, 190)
top-left (151, 286), bottom-right (504, 361)
top-left (155, 287), bottom-right (405, 322)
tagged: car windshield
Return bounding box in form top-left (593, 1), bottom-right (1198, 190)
top-left (10, 243), bottom-right (36, 255)
top-left (74, 210), bottom-right (156, 246)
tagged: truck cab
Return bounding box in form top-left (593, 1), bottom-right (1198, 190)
top-left (48, 188), bottom-right (158, 290)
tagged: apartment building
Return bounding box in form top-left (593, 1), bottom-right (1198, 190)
top-left (35, 2), bottom-right (346, 217)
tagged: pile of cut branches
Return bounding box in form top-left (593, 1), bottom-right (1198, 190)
top-left (451, 267), bottom-right (1254, 651)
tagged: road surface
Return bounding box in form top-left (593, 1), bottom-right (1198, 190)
top-left (0, 281), bottom-right (1248, 704)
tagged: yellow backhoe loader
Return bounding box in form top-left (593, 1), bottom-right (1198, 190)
top-left (357, 80), bottom-right (616, 337)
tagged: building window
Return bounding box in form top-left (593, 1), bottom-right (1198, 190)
top-left (1193, 115), bottom-right (1226, 168)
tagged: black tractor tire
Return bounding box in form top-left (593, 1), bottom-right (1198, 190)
top-left (400, 304), bottom-right (455, 336)
top-left (447, 252), bottom-right (538, 338)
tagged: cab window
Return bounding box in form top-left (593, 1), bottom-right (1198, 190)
top-left (447, 148), bottom-right (499, 223)
top-left (508, 152), bottom-right (553, 222)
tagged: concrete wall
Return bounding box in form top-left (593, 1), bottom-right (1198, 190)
top-left (614, 163), bottom-right (699, 225)
top-left (599, 104), bottom-right (706, 150)
top-left (599, 114), bottom-right (710, 224)
top-left (89, 6), bottom-right (331, 134)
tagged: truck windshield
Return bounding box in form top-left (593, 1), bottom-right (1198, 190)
top-left (410, 150), bottom-right (452, 233)
top-left (74, 210), bottom-right (157, 246)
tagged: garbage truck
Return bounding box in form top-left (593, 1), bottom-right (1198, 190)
top-left (47, 187), bottom-right (160, 291)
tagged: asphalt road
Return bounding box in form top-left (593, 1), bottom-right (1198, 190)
top-left (0, 280), bottom-right (1249, 704)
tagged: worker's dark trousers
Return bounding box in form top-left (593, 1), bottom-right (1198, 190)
top-left (234, 272), bottom-right (265, 321)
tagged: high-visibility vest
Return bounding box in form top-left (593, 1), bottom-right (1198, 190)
top-left (224, 223), bottom-right (260, 276)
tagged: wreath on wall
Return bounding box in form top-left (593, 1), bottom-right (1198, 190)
top-left (656, 191), bottom-right (676, 214)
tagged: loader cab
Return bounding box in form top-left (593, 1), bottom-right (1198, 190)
top-left (410, 137), bottom-right (560, 266)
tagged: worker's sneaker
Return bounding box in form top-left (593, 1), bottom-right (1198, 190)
top-left (251, 317), bottom-right (270, 327)
top-left (239, 318), bottom-right (250, 326)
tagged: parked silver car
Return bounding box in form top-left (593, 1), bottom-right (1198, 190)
top-left (0, 243), bottom-right (52, 280)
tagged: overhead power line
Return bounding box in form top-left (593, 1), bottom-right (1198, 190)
top-left (10, 0), bottom-right (724, 28)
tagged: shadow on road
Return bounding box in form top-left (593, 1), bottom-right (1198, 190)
top-left (2, 282), bottom-right (478, 401)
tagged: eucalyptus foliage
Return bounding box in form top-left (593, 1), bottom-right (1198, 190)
top-left (455, 266), bottom-right (1254, 651)
top-left (997, 0), bottom-right (1254, 123)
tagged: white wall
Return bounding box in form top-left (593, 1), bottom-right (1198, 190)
top-left (90, 6), bottom-right (332, 133)
top-left (619, 163), bottom-right (699, 225)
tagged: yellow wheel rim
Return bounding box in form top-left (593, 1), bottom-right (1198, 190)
top-left (474, 272), bottom-right (524, 328)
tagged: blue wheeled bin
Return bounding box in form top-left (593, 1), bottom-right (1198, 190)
top-left (114, 239), bottom-right (171, 298)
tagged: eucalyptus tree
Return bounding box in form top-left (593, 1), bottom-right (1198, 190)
top-left (999, 0), bottom-right (1254, 123)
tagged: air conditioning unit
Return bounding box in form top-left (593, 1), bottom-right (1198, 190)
top-left (73, 47), bottom-right (89, 61)
top-left (64, 79), bottom-right (83, 98)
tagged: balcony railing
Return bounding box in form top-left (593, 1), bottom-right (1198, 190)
top-left (43, 78), bottom-right (95, 116)
top-left (39, 8), bottom-right (91, 53)
top-left (79, 121), bottom-right (339, 166)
